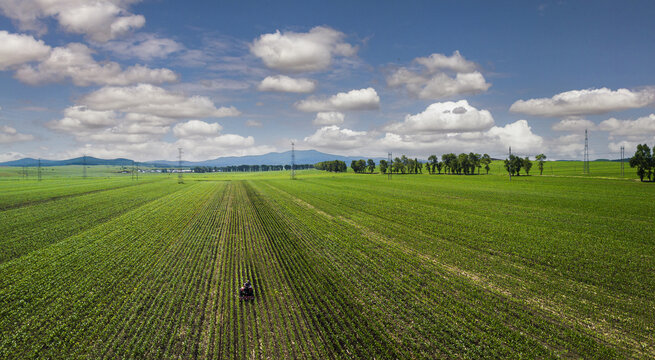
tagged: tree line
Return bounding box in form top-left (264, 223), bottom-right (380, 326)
top-left (630, 144), bottom-right (655, 182)
top-left (315, 160), bottom-right (348, 172)
top-left (191, 164), bottom-right (314, 173)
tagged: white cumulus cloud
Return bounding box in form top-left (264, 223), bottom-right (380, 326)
top-left (551, 117), bottom-right (597, 132)
top-left (387, 51), bottom-right (491, 100)
top-left (313, 112), bottom-right (345, 126)
top-left (295, 87), bottom-right (380, 112)
top-left (598, 114), bottom-right (655, 136)
top-left (15, 43), bottom-right (178, 86)
top-left (304, 125), bottom-right (370, 150)
top-left (257, 75), bottom-right (316, 93)
top-left (99, 33), bottom-right (184, 61)
top-left (509, 88), bottom-right (655, 117)
top-left (384, 100), bottom-right (494, 134)
top-left (0, 125), bottom-right (34, 143)
top-left (81, 84), bottom-right (241, 118)
top-left (173, 120), bottom-right (223, 138)
top-left (0, 31), bottom-right (51, 70)
top-left (250, 26), bottom-right (357, 72)
top-left (0, 0), bottom-right (145, 41)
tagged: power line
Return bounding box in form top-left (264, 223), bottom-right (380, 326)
top-left (83, 155), bottom-right (87, 178)
top-left (508, 146), bottom-right (512, 182)
top-left (583, 129), bottom-right (590, 174)
top-left (388, 152), bottom-right (392, 180)
top-left (291, 141), bottom-right (295, 180)
top-left (621, 146), bottom-right (625, 176)
top-left (178, 148), bottom-right (184, 184)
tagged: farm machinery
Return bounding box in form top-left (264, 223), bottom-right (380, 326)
top-left (239, 280), bottom-right (254, 301)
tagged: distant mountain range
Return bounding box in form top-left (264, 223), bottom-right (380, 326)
top-left (0, 150), bottom-right (387, 167)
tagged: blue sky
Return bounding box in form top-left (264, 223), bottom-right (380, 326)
top-left (1, 0), bottom-right (655, 161)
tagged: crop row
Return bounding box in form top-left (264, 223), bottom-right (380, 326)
top-left (0, 177), bottom-right (155, 210)
top-left (252, 179), bottom-right (626, 358)
top-left (0, 182), bottom-right (224, 359)
top-left (260, 175), bottom-right (654, 356)
top-left (0, 180), bottom-right (182, 263)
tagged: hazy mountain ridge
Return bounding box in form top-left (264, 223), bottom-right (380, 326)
top-left (0, 151), bottom-right (386, 167)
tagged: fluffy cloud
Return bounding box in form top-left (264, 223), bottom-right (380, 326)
top-left (384, 100), bottom-right (494, 134)
top-left (0, 31), bottom-right (51, 70)
top-left (509, 88), bottom-right (655, 117)
top-left (313, 112), bottom-right (345, 126)
top-left (81, 84), bottom-right (240, 118)
top-left (257, 75), bottom-right (316, 93)
top-left (598, 114), bottom-right (655, 136)
top-left (250, 26), bottom-right (357, 72)
top-left (295, 87), bottom-right (380, 112)
top-left (173, 120), bottom-right (223, 138)
top-left (15, 43), bottom-right (178, 86)
top-left (0, 0), bottom-right (145, 41)
top-left (0, 125), bottom-right (34, 143)
top-left (551, 117), bottom-right (597, 132)
top-left (245, 120), bottom-right (263, 127)
top-left (304, 125), bottom-right (370, 150)
top-left (387, 51), bottom-right (491, 99)
top-left (100, 33), bottom-right (184, 61)
top-left (547, 134), bottom-right (585, 159)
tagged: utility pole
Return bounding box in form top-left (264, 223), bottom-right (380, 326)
top-left (131, 161), bottom-right (135, 180)
top-left (37, 158), bottom-right (42, 181)
top-left (22, 166), bottom-right (27, 180)
top-left (388, 152), bottom-right (392, 180)
top-left (508, 146), bottom-right (512, 181)
top-left (178, 148), bottom-right (184, 184)
top-left (583, 129), bottom-right (590, 174)
top-left (83, 155), bottom-right (87, 178)
top-left (291, 141), bottom-right (295, 180)
top-left (620, 145), bottom-right (625, 176)
top-left (136, 162), bottom-right (139, 181)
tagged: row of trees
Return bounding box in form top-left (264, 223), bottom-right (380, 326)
top-left (192, 164), bottom-right (313, 173)
top-left (315, 160), bottom-right (348, 172)
top-left (350, 159), bottom-right (376, 173)
top-left (316, 153), bottom-right (551, 176)
top-left (630, 144), bottom-right (655, 182)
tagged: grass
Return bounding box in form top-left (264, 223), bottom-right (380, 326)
top-left (0, 164), bottom-right (652, 358)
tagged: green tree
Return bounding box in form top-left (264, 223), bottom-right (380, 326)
top-left (468, 153), bottom-right (481, 174)
top-left (416, 158), bottom-right (423, 174)
top-left (367, 159), bottom-right (376, 173)
top-left (436, 161), bottom-right (443, 174)
top-left (427, 155), bottom-right (438, 174)
top-left (457, 153), bottom-right (470, 174)
top-left (535, 154), bottom-right (547, 175)
top-left (523, 157), bottom-right (533, 175)
top-left (630, 144), bottom-right (653, 182)
top-left (393, 157), bottom-right (405, 174)
top-left (504, 154), bottom-right (523, 176)
top-left (379, 159), bottom-right (388, 174)
top-left (481, 154), bottom-right (491, 174)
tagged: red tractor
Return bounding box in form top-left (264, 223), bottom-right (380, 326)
top-left (239, 280), bottom-right (254, 301)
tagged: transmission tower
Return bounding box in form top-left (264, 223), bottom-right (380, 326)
top-left (136, 162), bottom-right (139, 181)
top-left (178, 148), bottom-right (184, 184)
top-left (620, 146), bottom-right (625, 176)
top-left (131, 160), bottom-right (135, 180)
top-left (388, 152), bottom-right (392, 180)
top-left (508, 146), bottom-right (512, 181)
top-left (83, 155), bottom-right (87, 178)
top-left (291, 141), bottom-right (296, 180)
top-left (37, 158), bottom-right (42, 181)
top-left (583, 129), bottom-right (590, 174)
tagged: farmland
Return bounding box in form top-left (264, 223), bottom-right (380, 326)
top-left (0, 167), bottom-right (653, 359)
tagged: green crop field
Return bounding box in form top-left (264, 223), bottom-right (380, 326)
top-left (0, 165), bottom-right (653, 359)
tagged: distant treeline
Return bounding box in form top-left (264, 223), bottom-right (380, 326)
top-left (314, 160), bottom-right (348, 172)
top-left (191, 164), bottom-right (314, 173)
top-left (315, 153), bottom-right (550, 176)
